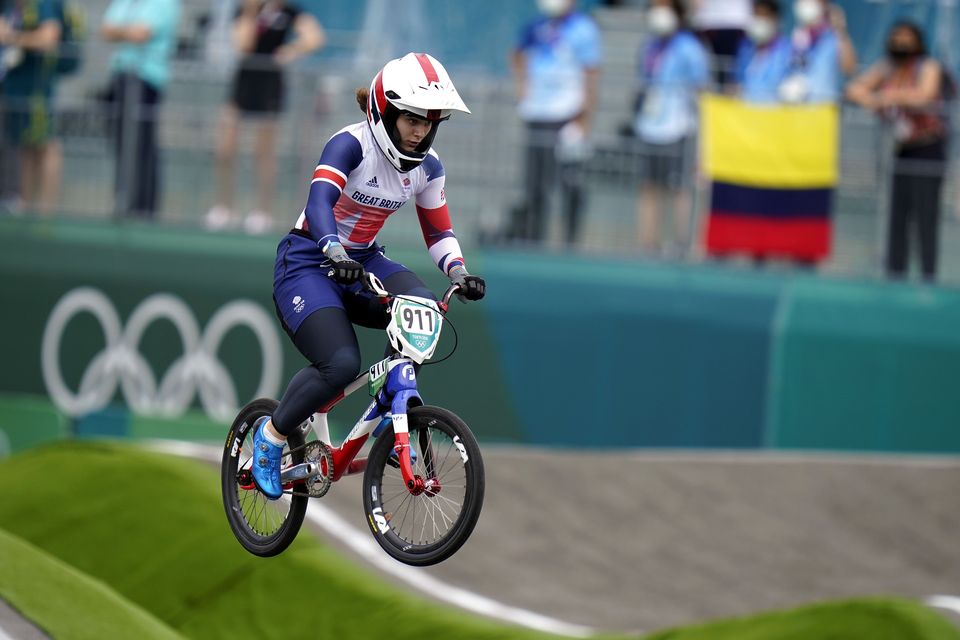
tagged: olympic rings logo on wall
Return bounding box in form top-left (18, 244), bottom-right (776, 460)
top-left (41, 287), bottom-right (283, 422)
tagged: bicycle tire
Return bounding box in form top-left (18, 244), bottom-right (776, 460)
top-left (221, 398), bottom-right (308, 557)
top-left (362, 405), bottom-right (485, 566)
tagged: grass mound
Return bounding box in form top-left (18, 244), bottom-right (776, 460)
top-left (0, 441), bottom-right (956, 640)
top-left (647, 598), bottom-right (960, 640)
top-left (0, 441), bottom-right (556, 640)
top-left (0, 527), bottom-right (182, 640)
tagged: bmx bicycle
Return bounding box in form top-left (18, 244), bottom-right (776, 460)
top-left (220, 275), bottom-right (484, 566)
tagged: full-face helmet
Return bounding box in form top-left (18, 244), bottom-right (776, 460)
top-left (366, 52), bottom-right (470, 172)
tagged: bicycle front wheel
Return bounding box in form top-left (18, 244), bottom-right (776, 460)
top-left (362, 405), bottom-right (485, 566)
top-left (221, 398), bottom-right (308, 557)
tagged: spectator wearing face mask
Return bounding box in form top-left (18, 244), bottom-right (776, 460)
top-left (508, 0), bottom-right (601, 246)
top-left (779, 0), bottom-right (856, 103)
top-left (847, 21), bottom-right (949, 282)
top-left (692, 0), bottom-right (751, 88)
top-left (633, 0), bottom-right (709, 255)
top-left (734, 0), bottom-right (791, 103)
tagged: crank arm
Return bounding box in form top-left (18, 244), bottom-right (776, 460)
top-left (280, 461), bottom-right (321, 483)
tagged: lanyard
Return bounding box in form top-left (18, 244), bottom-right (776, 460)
top-left (643, 36), bottom-right (674, 80)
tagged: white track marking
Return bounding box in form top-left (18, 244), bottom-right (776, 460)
top-left (302, 500), bottom-right (594, 637)
top-left (147, 440), bottom-right (595, 638)
top-left (0, 625), bottom-right (15, 640)
top-left (926, 595), bottom-right (960, 616)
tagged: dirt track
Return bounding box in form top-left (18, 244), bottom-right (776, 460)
top-left (315, 447), bottom-right (960, 635)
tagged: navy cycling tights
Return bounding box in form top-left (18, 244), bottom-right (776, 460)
top-left (271, 271), bottom-right (433, 436)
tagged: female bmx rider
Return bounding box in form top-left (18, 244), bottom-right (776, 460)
top-left (251, 52), bottom-right (486, 499)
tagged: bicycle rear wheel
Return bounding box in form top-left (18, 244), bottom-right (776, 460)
top-left (362, 405), bottom-right (485, 566)
top-left (221, 398), bottom-right (308, 557)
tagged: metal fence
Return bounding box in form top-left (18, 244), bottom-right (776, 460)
top-left (4, 13), bottom-right (960, 285)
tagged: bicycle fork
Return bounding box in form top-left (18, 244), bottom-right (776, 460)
top-left (377, 357), bottom-right (429, 494)
top-left (280, 357), bottom-right (432, 495)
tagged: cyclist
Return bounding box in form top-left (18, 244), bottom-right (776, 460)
top-left (251, 52), bottom-right (486, 499)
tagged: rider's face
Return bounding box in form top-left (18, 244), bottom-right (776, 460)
top-left (395, 114), bottom-right (433, 152)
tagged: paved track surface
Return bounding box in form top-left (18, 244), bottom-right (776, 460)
top-left (0, 599), bottom-right (48, 640)
top-left (313, 447), bottom-right (960, 635)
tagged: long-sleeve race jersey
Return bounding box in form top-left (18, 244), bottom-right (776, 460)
top-left (295, 121), bottom-right (466, 276)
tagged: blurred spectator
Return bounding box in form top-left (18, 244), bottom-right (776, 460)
top-left (633, 0), bottom-right (708, 255)
top-left (100, 0), bottom-right (180, 219)
top-left (0, 0), bottom-right (63, 214)
top-left (205, 0), bottom-right (324, 235)
top-left (779, 0), bottom-right (856, 104)
top-left (201, 0), bottom-right (238, 77)
top-left (693, 0), bottom-right (750, 88)
top-left (847, 21), bottom-right (950, 282)
top-left (507, 0), bottom-right (601, 245)
top-left (734, 0), bottom-right (791, 104)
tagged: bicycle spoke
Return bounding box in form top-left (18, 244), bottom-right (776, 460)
top-left (428, 498), bottom-right (446, 537)
top-left (424, 499), bottom-right (438, 541)
top-left (426, 492), bottom-right (454, 532)
top-left (434, 440), bottom-right (457, 482)
top-left (431, 491), bottom-right (463, 512)
top-left (250, 494), bottom-right (265, 534)
top-left (394, 492), bottom-right (415, 533)
top-left (383, 485), bottom-right (413, 503)
top-left (418, 428), bottom-right (436, 479)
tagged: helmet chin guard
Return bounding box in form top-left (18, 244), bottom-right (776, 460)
top-left (367, 53), bottom-right (470, 172)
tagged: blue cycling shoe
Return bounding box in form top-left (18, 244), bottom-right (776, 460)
top-left (251, 416), bottom-right (284, 500)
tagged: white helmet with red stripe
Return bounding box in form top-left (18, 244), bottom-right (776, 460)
top-left (367, 52), bottom-right (470, 172)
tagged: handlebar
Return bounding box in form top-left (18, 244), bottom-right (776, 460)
top-left (360, 272), bottom-right (461, 312)
top-left (439, 283), bottom-right (461, 311)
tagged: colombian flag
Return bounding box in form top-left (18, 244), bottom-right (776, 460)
top-left (702, 95), bottom-right (838, 261)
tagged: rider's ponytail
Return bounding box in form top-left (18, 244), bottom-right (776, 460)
top-left (356, 88), bottom-right (369, 113)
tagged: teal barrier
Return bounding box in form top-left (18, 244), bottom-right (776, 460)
top-left (483, 251), bottom-right (781, 448)
top-left (2, 217), bottom-right (958, 453)
top-left (768, 280), bottom-right (960, 452)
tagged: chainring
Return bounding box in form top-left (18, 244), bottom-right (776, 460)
top-left (303, 440), bottom-right (334, 498)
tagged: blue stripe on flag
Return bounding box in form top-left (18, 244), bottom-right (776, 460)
top-left (711, 182), bottom-right (833, 219)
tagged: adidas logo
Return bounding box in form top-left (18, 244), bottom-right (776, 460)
top-left (365, 176), bottom-right (379, 188)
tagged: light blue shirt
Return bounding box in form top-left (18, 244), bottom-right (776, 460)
top-left (516, 11), bottom-right (602, 123)
top-left (735, 35), bottom-right (792, 104)
top-left (635, 30), bottom-right (709, 144)
top-left (103, 0), bottom-right (180, 90)
top-left (788, 26), bottom-right (841, 103)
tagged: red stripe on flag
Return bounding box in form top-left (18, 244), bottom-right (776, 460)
top-left (415, 53), bottom-right (440, 84)
top-left (312, 168), bottom-right (346, 190)
top-left (705, 213), bottom-right (832, 261)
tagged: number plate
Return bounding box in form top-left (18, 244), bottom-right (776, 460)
top-left (388, 296), bottom-right (442, 362)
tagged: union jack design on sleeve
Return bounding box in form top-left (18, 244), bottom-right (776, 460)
top-left (417, 153), bottom-right (465, 275)
top-left (298, 129), bottom-right (364, 244)
top-left (293, 122), bottom-right (466, 276)
top-left (312, 165), bottom-right (348, 191)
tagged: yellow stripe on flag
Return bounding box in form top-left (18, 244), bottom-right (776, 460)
top-left (702, 94), bottom-right (839, 189)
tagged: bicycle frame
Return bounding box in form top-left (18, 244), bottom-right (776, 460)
top-left (306, 354), bottom-right (422, 489)
top-left (286, 285), bottom-right (457, 496)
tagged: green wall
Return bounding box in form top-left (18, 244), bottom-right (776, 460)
top-left (2, 217), bottom-right (959, 453)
